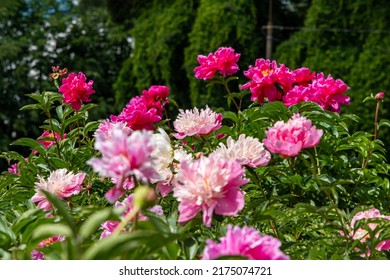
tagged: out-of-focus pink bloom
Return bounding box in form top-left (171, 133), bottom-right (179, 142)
top-left (37, 130), bottom-right (66, 150)
top-left (212, 134), bottom-right (271, 168)
top-left (8, 163), bottom-right (19, 175)
top-left (263, 114), bottom-right (323, 157)
top-left (37, 236), bottom-right (66, 247)
top-left (107, 177), bottom-right (136, 203)
top-left (94, 119), bottom-right (132, 141)
top-left (112, 96), bottom-right (162, 131)
top-left (344, 208), bottom-right (390, 256)
top-left (173, 106), bottom-right (222, 139)
top-left (100, 194), bottom-right (163, 239)
top-left (283, 73), bottom-right (350, 112)
top-left (241, 59), bottom-right (293, 103)
top-left (87, 128), bottom-right (159, 203)
top-left (375, 92), bottom-right (385, 101)
top-left (173, 154), bottom-right (248, 227)
top-left (202, 225), bottom-right (289, 260)
top-left (31, 235), bottom-right (66, 260)
top-left (141, 85), bottom-right (170, 115)
top-left (59, 72), bottom-right (95, 110)
top-left (194, 47), bottom-right (240, 80)
top-left (31, 250), bottom-right (45, 260)
top-left (292, 67), bottom-right (315, 87)
top-left (32, 169), bottom-right (85, 211)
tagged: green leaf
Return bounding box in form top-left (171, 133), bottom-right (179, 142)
top-left (41, 190), bottom-right (77, 234)
top-left (19, 104), bottom-right (43, 111)
top-left (10, 138), bottom-right (46, 155)
top-left (222, 111), bottom-right (238, 124)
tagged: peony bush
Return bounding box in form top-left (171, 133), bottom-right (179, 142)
top-left (1, 47), bottom-right (390, 260)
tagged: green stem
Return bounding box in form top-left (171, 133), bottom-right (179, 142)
top-left (111, 206), bottom-right (141, 237)
top-left (46, 108), bottom-right (62, 159)
top-left (247, 167), bottom-right (267, 200)
top-left (222, 79), bottom-right (240, 111)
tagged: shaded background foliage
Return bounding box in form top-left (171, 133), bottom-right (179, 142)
top-left (1, 0), bottom-right (390, 170)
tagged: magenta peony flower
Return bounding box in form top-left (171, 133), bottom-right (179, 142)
top-left (112, 96), bottom-right (162, 131)
top-left (172, 154), bottom-right (248, 227)
top-left (32, 169), bottom-right (85, 211)
top-left (194, 47), bottom-right (240, 80)
top-left (283, 73), bottom-right (350, 112)
top-left (59, 72), bottom-right (95, 110)
top-left (345, 208), bottom-right (390, 255)
top-left (263, 114), bottom-right (323, 157)
top-left (173, 106), bottom-right (222, 139)
top-left (212, 134), bottom-right (271, 168)
top-left (291, 67), bottom-right (315, 87)
top-left (141, 85), bottom-right (170, 115)
top-left (202, 225), bottom-right (289, 260)
top-left (87, 128), bottom-right (159, 203)
top-left (100, 194), bottom-right (163, 239)
top-left (241, 59), bottom-right (293, 103)
top-left (31, 236), bottom-right (66, 260)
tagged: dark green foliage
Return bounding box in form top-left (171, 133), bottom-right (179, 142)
top-left (274, 0), bottom-right (390, 147)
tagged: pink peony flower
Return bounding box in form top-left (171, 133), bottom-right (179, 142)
top-left (32, 169), bottom-right (85, 211)
top-left (212, 134), bottom-right (271, 168)
top-left (202, 225), bottom-right (289, 260)
top-left (100, 194), bottom-right (163, 239)
top-left (31, 235), bottom-right (66, 260)
top-left (141, 85), bottom-right (170, 115)
top-left (94, 119), bottom-right (132, 141)
top-left (36, 130), bottom-right (66, 149)
top-left (59, 72), bottom-right (95, 110)
top-left (172, 154), bottom-right (248, 227)
top-left (31, 250), bottom-right (45, 260)
top-left (263, 114), bottom-right (323, 157)
top-left (173, 106), bottom-right (222, 139)
top-left (283, 73), bottom-right (350, 112)
top-left (8, 163), bottom-right (19, 175)
top-left (194, 47), bottom-right (240, 80)
top-left (345, 208), bottom-right (390, 256)
top-left (241, 59), bottom-right (293, 103)
top-left (87, 128), bottom-right (159, 203)
top-left (112, 96), bottom-right (162, 130)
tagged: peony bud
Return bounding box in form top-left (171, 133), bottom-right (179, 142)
top-left (133, 186), bottom-right (156, 210)
top-left (375, 92), bottom-right (385, 101)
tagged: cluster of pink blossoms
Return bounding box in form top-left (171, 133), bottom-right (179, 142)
top-left (59, 72), bottom-right (95, 111)
top-left (343, 208), bottom-right (390, 256)
top-left (194, 47), bottom-right (240, 80)
top-left (263, 114), bottom-right (323, 157)
top-left (111, 85), bottom-right (169, 130)
top-left (100, 194), bottom-right (163, 239)
top-left (173, 106), bottom-right (222, 139)
top-left (32, 168), bottom-right (86, 211)
top-left (242, 58), bottom-right (350, 112)
top-left (202, 225), bottom-right (289, 260)
top-left (172, 154), bottom-right (248, 227)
